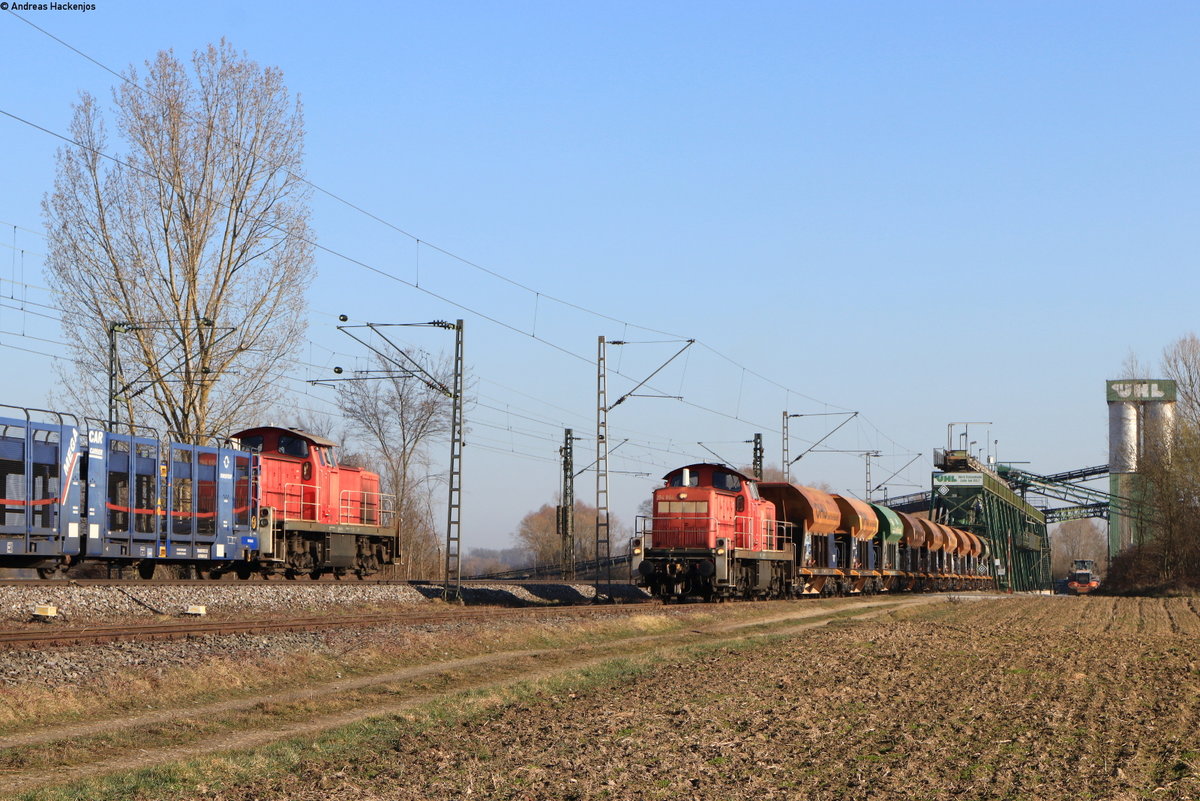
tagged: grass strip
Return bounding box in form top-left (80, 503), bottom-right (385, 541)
top-left (6, 601), bottom-right (908, 799)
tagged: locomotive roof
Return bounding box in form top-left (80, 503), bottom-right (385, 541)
top-left (660, 463), bottom-right (755, 483)
top-left (231, 426), bottom-right (338, 448)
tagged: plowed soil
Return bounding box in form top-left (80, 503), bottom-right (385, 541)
top-left (12, 595), bottom-right (1200, 800)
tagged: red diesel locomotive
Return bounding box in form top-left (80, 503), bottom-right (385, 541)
top-left (233, 426), bottom-right (397, 579)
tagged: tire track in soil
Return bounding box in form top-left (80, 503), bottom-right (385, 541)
top-left (1149, 597), bottom-right (1171, 633)
top-left (1180, 598), bottom-right (1200, 635)
top-left (0, 597), bottom-right (936, 796)
top-left (1079, 595), bottom-right (1136, 787)
top-left (1101, 596), bottom-right (1120, 633)
top-left (1163, 599), bottom-right (1182, 634)
top-left (1073, 598), bottom-right (1164, 792)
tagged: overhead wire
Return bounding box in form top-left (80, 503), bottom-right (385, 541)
top-left (4, 15), bottom-right (917, 460)
top-left (1, 103), bottom-right (897, 470)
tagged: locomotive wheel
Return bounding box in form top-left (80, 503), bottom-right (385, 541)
top-left (137, 561), bottom-right (157, 581)
top-left (235, 562), bottom-right (255, 581)
top-left (36, 566), bottom-right (63, 580)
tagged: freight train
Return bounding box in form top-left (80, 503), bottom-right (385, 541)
top-left (0, 405), bottom-right (397, 579)
top-left (630, 463), bottom-right (991, 600)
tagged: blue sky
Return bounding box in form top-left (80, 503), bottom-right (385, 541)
top-left (1, 1), bottom-right (1197, 550)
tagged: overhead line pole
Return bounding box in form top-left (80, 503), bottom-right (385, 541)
top-left (596, 336), bottom-right (611, 599)
top-left (596, 336), bottom-right (693, 602)
top-left (782, 412), bottom-right (790, 482)
top-left (560, 428), bottom-right (577, 580)
top-left (443, 319), bottom-right (465, 602)
top-left (324, 317), bottom-right (463, 599)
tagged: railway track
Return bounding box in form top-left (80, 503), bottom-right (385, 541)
top-left (0, 578), bottom-right (620, 587)
top-left (0, 600), bottom-right (659, 650)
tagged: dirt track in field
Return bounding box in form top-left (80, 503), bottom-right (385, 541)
top-left (0, 597), bottom-right (919, 798)
top-left (9, 595), bottom-right (1200, 800)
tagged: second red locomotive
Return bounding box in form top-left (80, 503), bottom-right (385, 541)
top-left (233, 426), bottom-right (397, 579)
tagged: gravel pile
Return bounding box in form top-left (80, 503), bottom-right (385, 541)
top-left (0, 582), bottom-right (649, 624)
top-left (0, 628), bottom-right (343, 687)
top-left (0, 600), bottom-right (658, 688)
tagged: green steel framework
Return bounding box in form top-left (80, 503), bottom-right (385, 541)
top-left (928, 453), bottom-right (1052, 592)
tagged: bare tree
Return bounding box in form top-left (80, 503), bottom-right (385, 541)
top-left (336, 353), bottom-right (453, 579)
top-left (43, 40), bottom-right (313, 442)
top-left (515, 500), bottom-right (609, 567)
top-left (1050, 519), bottom-right (1107, 578)
top-left (739, 464), bottom-right (788, 482)
top-left (1162, 333), bottom-right (1200, 430)
top-left (511, 501), bottom-right (614, 568)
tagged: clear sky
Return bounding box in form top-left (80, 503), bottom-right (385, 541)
top-left (2, 1), bottom-right (1197, 551)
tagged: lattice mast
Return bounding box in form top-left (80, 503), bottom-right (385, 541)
top-left (595, 337), bottom-right (611, 596)
top-left (559, 428), bottom-right (576, 579)
top-left (443, 319), bottom-right (465, 601)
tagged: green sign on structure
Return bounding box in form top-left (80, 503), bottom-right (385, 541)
top-left (933, 473), bottom-right (984, 486)
top-left (1106, 380), bottom-right (1177, 403)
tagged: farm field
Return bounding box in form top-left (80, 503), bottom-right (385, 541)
top-left (9, 595), bottom-right (1200, 800)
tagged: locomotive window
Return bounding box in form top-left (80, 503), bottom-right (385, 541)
top-left (713, 471), bottom-right (742, 492)
top-left (746, 482), bottom-right (760, 500)
top-left (668, 472), bottom-right (699, 488)
top-left (657, 500), bottom-right (709, 515)
top-left (239, 435), bottom-right (264, 453)
top-left (277, 435), bottom-right (309, 458)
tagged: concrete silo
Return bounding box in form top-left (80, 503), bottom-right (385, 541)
top-left (1106, 379), bottom-right (1177, 556)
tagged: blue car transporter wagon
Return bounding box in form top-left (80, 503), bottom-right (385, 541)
top-left (0, 405), bottom-right (257, 578)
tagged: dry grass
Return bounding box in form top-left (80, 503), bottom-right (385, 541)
top-left (15, 595), bottom-right (1194, 801)
top-left (0, 600), bottom-right (851, 735)
top-left (3, 600), bottom-right (891, 798)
